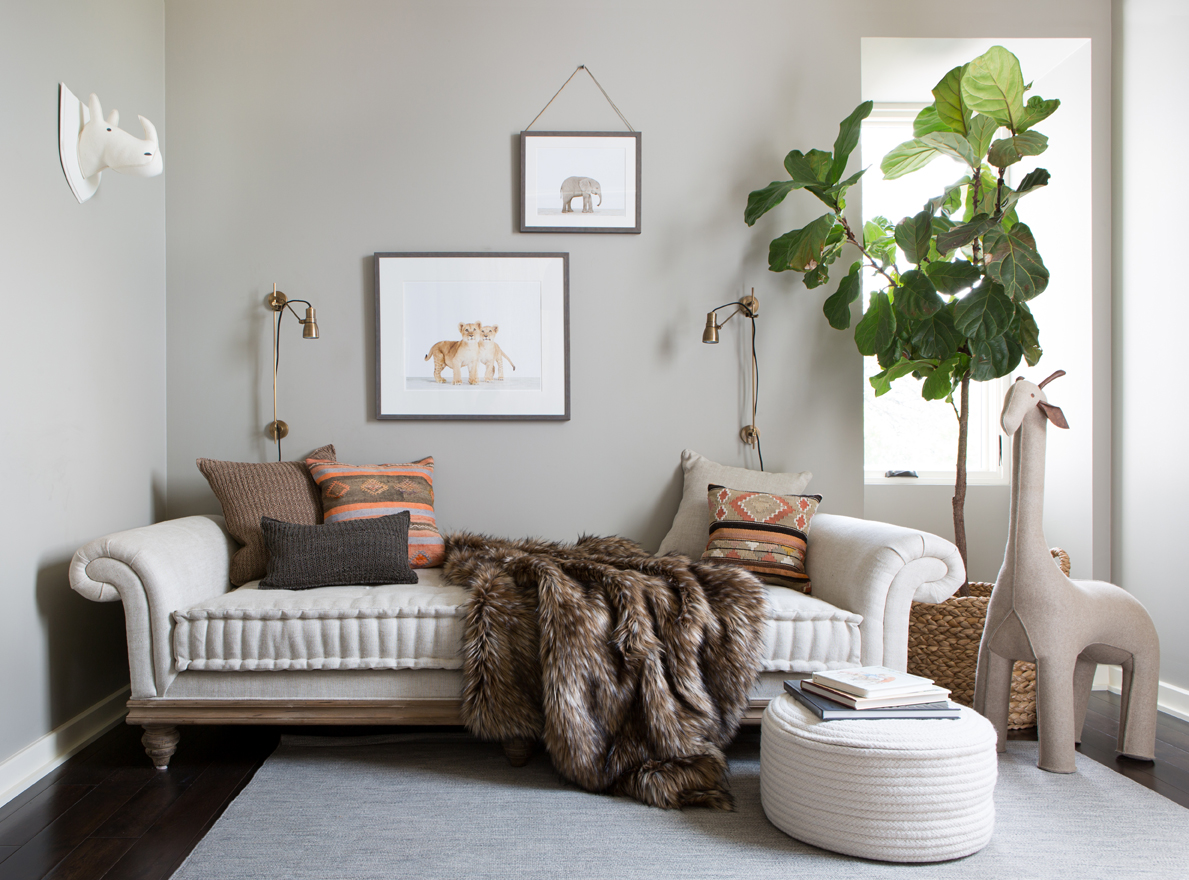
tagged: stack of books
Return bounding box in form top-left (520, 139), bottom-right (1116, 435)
top-left (784, 666), bottom-right (961, 720)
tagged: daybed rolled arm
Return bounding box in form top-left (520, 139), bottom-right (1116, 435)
top-left (69, 515), bottom-right (237, 699)
top-left (806, 513), bottom-right (964, 671)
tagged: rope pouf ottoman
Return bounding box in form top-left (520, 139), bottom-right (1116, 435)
top-left (760, 693), bottom-right (998, 863)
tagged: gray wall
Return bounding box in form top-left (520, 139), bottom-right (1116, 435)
top-left (5, 0), bottom-right (1160, 775)
top-left (0, 1), bottom-right (165, 763)
top-left (1114, 0), bottom-right (1189, 692)
top-left (163, 0), bottom-right (1111, 562)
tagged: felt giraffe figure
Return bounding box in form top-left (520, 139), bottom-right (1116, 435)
top-left (973, 370), bottom-right (1160, 773)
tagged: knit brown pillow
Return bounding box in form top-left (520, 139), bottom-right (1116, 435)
top-left (197, 444), bottom-right (336, 586)
top-left (258, 512), bottom-right (417, 590)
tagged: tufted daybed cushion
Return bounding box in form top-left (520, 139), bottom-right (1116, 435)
top-left (172, 570), bottom-right (861, 674)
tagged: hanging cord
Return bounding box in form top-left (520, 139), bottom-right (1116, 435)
top-left (525, 65), bottom-right (635, 131)
top-left (274, 309), bottom-right (283, 461)
top-left (749, 313), bottom-right (764, 471)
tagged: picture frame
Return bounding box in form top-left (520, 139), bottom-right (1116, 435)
top-left (374, 252), bottom-right (570, 420)
top-left (520, 131), bottom-right (641, 234)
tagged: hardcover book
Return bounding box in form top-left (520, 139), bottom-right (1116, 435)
top-left (800, 680), bottom-right (951, 709)
top-left (810, 665), bottom-right (937, 698)
top-left (784, 680), bottom-right (960, 720)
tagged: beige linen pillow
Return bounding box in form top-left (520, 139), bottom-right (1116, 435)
top-left (197, 444), bottom-right (336, 586)
top-left (657, 449), bottom-right (811, 559)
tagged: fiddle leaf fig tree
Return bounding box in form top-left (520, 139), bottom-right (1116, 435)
top-left (745, 46), bottom-right (1058, 588)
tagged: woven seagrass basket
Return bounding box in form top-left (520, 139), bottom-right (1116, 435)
top-left (906, 548), bottom-right (1070, 730)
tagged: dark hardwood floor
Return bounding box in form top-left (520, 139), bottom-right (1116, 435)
top-left (0, 690), bottom-right (1185, 879)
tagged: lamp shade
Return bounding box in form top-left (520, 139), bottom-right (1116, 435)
top-left (702, 312), bottom-right (719, 344)
top-left (303, 307), bottom-right (319, 339)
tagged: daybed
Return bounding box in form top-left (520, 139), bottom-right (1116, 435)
top-left (69, 510), bottom-right (964, 768)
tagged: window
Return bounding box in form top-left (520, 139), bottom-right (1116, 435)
top-left (860, 105), bottom-right (1009, 485)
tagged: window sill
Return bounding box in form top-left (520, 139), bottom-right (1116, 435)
top-left (864, 473), bottom-right (1009, 487)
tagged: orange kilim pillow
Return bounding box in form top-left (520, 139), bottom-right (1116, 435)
top-left (701, 484), bottom-right (822, 594)
top-left (306, 457), bottom-right (443, 568)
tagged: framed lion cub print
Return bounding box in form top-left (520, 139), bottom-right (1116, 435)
top-left (374, 252), bottom-right (570, 420)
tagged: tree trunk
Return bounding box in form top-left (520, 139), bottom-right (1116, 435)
top-left (953, 372), bottom-right (971, 596)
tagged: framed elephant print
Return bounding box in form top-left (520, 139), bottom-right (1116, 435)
top-left (374, 252), bottom-right (570, 420)
top-left (520, 131), bottom-right (641, 233)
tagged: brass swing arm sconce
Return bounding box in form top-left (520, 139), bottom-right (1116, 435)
top-left (266, 283), bottom-right (320, 461)
top-left (702, 290), bottom-right (763, 469)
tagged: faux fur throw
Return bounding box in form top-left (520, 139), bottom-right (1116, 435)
top-left (443, 532), bottom-right (767, 810)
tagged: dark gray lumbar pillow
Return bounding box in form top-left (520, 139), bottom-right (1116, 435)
top-left (258, 511), bottom-right (417, 590)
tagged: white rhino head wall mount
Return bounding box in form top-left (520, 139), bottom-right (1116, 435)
top-left (59, 84), bottom-right (163, 204)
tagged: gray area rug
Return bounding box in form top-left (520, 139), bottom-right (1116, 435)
top-left (172, 732), bottom-right (1189, 879)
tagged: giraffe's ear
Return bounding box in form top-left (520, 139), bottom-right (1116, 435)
top-left (1037, 401), bottom-right (1068, 429)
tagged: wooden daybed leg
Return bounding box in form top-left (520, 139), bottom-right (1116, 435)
top-left (142, 724), bottom-right (180, 770)
top-left (501, 737), bottom-right (534, 767)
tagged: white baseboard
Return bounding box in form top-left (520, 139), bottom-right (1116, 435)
top-left (0, 685), bottom-right (130, 808)
top-left (1091, 665), bottom-right (1189, 723)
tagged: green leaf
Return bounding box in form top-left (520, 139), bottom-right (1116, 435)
top-left (855, 291), bottom-right (896, 357)
top-left (803, 263), bottom-right (829, 289)
top-left (804, 226), bottom-right (843, 288)
top-left (933, 65), bottom-right (972, 134)
top-left (961, 46), bottom-right (1026, 132)
top-left (911, 310), bottom-right (961, 360)
top-left (936, 213), bottom-right (996, 253)
top-left (920, 132), bottom-right (978, 168)
top-left (954, 281), bottom-right (1014, 341)
top-left (926, 259), bottom-right (980, 294)
top-left (926, 177), bottom-right (969, 215)
top-left (1016, 167), bottom-right (1051, 194)
top-left (804, 149), bottom-right (835, 183)
top-left (784, 149), bottom-right (832, 184)
top-left (922, 358), bottom-right (958, 400)
top-left (1015, 302), bottom-right (1043, 366)
top-left (894, 210), bottom-right (934, 265)
top-left (881, 139), bottom-right (939, 180)
top-left (870, 358), bottom-right (922, 397)
top-left (1017, 95), bottom-right (1060, 132)
top-left (829, 101), bottom-right (873, 184)
top-left (768, 214), bottom-right (836, 273)
top-left (823, 262), bottom-right (863, 329)
top-left (824, 167), bottom-right (867, 207)
top-left (966, 114), bottom-right (999, 161)
top-left (881, 132), bottom-right (978, 180)
top-left (895, 269), bottom-right (944, 319)
top-left (926, 217), bottom-right (955, 264)
top-left (984, 222), bottom-right (1050, 301)
top-left (913, 105), bottom-right (949, 137)
top-left (987, 131), bottom-right (1049, 169)
top-left (1004, 335), bottom-right (1025, 374)
top-left (864, 217), bottom-right (897, 266)
top-left (969, 336), bottom-right (1011, 380)
top-left (744, 180), bottom-right (797, 226)
top-left (997, 168), bottom-right (1051, 217)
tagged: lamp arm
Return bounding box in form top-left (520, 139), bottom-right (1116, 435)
top-left (711, 303), bottom-right (745, 329)
top-left (280, 299), bottom-right (314, 322)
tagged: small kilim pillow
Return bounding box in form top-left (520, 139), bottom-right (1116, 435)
top-left (701, 484), bottom-right (823, 593)
top-left (306, 457), bottom-right (444, 568)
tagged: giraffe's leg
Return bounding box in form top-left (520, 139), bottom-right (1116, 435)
top-left (976, 647), bottom-right (1014, 753)
top-left (1117, 647), bottom-right (1159, 761)
top-left (1035, 655), bottom-right (1078, 773)
top-left (1073, 652), bottom-right (1097, 745)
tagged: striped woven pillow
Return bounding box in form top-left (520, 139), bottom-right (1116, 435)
top-left (701, 484), bottom-right (822, 593)
top-left (305, 457), bottom-right (444, 568)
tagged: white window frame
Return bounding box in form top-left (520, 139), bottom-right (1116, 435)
top-left (860, 103), bottom-right (1011, 487)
